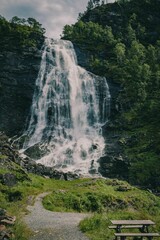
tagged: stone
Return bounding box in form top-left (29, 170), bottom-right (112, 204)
top-left (24, 143), bottom-right (48, 160)
top-left (0, 210), bottom-right (6, 217)
top-left (0, 173), bottom-right (17, 187)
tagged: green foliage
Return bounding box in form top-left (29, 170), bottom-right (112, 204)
top-left (0, 15), bottom-right (45, 50)
top-left (79, 209), bottom-right (160, 240)
top-left (130, 157), bottom-right (160, 190)
top-left (62, 0), bottom-right (160, 190)
top-left (43, 178), bottom-right (160, 215)
top-left (44, 190), bottom-right (112, 213)
top-left (1, 168), bottom-right (160, 240)
top-left (63, 20), bottom-right (116, 48)
top-left (13, 220), bottom-right (32, 240)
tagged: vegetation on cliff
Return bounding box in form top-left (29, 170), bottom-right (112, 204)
top-left (62, 0), bottom-right (160, 191)
top-left (0, 15), bottom-right (45, 50)
top-left (0, 16), bottom-right (45, 136)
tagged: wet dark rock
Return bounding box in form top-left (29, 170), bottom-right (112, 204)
top-left (0, 132), bottom-right (30, 184)
top-left (74, 44), bottom-right (121, 121)
top-left (0, 44), bottom-right (43, 136)
top-left (21, 156), bottom-right (79, 180)
top-left (24, 144), bottom-right (48, 160)
top-left (73, 44), bottom-right (129, 181)
top-left (115, 185), bottom-right (132, 192)
top-left (89, 168), bottom-right (97, 174)
top-left (0, 208), bottom-right (16, 240)
top-left (98, 125), bottom-right (130, 180)
top-left (0, 210), bottom-right (6, 217)
top-left (0, 173), bottom-right (17, 187)
top-left (8, 191), bottom-right (22, 202)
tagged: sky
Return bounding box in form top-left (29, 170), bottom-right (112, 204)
top-left (1, 0), bottom-right (115, 39)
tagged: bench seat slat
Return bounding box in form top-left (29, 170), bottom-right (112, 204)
top-left (109, 225), bottom-right (143, 229)
top-left (111, 220), bottom-right (155, 225)
top-left (115, 233), bottom-right (160, 237)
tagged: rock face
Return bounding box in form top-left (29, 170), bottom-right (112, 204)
top-left (0, 132), bottom-right (79, 182)
top-left (74, 43), bottom-right (121, 120)
top-left (99, 123), bottom-right (129, 180)
top-left (74, 44), bottom-right (126, 179)
top-left (0, 39), bottom-right (124, 180)
top-left (0, 46), bottom-right (42, 136)
top-left (21, 157), bottom-right (79, 180)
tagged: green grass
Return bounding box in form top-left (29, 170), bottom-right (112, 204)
top-left (42, 178), bottom-right (160, 240)
top-left (43, 178), bottom-right (160, 214)
top-left (1, 172), bottom-right (160, 240)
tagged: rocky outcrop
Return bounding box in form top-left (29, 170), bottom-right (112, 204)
top-left (74, 44), bottom-right (126, 180)
top-left (74, 43), bottom-right (121, 120)
top-left (0, 132), bottom-right (30, 186)
top-left (0, 132), bottom-right (79, 182)
top-left (98, 123), bottom-right (130, 180)
top-left (0, 39), bottom-right (125, 181)
top-left (0, 209), bottom-right (16, 240)
top-left (0, 45), bottom-right (42, 136)
top-left (21, 156), bottom-right (79, 180)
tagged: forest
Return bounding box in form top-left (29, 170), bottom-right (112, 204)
top-left (0, 15), bottom-right (45, 50)
top-left (62, 0), bottom-right (160, 190)
top-left (0, 0), bottom-right (160, 190)
top-left (0, 1), bottom-right (160, 239)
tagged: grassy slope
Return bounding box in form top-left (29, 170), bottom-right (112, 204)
top-left (1, 168), bottom-right (160, 240)
top-left (0, 135), bottom-right (160, 240)
top-left (43, 178), bottom-right (160, 239)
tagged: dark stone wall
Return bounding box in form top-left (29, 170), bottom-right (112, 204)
top-left (0, 47), bottom-right (42, 136)
top-left (74, 43), bottom-right (127, 179)
top-left (73, 43), bottom-right (121, 120)
top-left (0, 40), bottom-right (126, 180)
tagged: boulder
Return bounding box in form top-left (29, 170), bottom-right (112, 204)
top-left (0, 173), bottom-right (17, 187)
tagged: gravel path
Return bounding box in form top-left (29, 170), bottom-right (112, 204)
top-left (24, 192), bottom-right (90, 240)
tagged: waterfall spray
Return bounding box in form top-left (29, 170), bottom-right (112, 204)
top-left (22, 38), bottom-right (110, 175)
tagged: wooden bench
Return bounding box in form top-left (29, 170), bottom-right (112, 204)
top-left (114, 232), bottom-right (160, 240)
top-left (110, 220), bottom-right (155, 233)
top-left (109, 225), bottom-right (143, 230)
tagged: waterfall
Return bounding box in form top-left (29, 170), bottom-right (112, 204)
top-left (22, 38), bottom-right (110, 175)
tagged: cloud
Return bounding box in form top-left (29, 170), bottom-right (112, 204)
top-left (1, 0), bottom-right (115, 39)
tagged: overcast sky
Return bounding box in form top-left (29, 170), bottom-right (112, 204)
top-left (1, 0), bottom-right (115, 39)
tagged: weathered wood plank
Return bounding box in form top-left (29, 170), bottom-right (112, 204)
top-left (111, 220), bottom-right (155, 225)
top-left (109, 225), bottom-right (143, 229)
top-left (115, 233), bottom-right (160, 237)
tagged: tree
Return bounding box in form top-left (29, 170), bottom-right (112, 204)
top-left (10, 16), bottom-right (26, 25)
top-left (87, 0), bottom-right (94, 11)
top-left (93, 0), bottom-right (100, 7)
top-left (27, 18), bottom-right (45, 34)
top-left (126, 24), bottom-right (136, 45)
top-left (0, 16), bottom-right (45, 49)
top-left (114, 43), bottom-right (126, 64)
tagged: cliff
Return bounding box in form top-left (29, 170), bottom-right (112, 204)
top-left (62, 0), bottom-right (160, 190)
top-left (0, 16), bottom-right (45, 136)
top-left (0, 46), bottom-right (42, 136)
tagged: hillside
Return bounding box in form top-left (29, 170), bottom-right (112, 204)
top-left (0, 5), bottom-right (160, 240)
top-left (0, 134), bottom-right (160, 240)
top-left (62, 0), bottom-right (160, 191)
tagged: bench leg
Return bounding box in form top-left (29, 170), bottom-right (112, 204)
top-left (114, 237), bottom-right (126, 240)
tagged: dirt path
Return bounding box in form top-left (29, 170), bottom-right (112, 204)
top-left (24, 192), bottom-right (90, 240)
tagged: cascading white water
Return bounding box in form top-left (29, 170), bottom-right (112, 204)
top-left (22, 38), bottom-right (110, 175)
